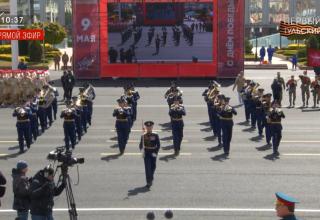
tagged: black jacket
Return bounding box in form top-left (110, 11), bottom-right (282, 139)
top-left (0, 171), bottom-right (6, 207)
top-left (30, 170), bottom-right (65, 216)
top-left (12, 168), bottom-right (31, 211)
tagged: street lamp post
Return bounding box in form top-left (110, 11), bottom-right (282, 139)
top-left (277, 25), bottom-right (282, 49)
top-left (251, 26), bottom-right (262, 62)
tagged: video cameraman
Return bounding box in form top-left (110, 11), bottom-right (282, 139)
top-left (12, 161), bottom-right (31, 220)
top-left (30, 166), bottom-right (65, 220)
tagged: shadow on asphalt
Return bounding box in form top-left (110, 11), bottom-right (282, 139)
top-left (0, 151), bottom-right (22, 160)
top-left (159, 154), bottom-right (177, 162)
top-left (301, 108), bottom-right (320, 112)
top-left (263, 153), bottom-right (280, 161)
top-left (250, 135), bottom-right (264, 142)
top-left (203, 135), bottom-right (216, 141)
top-left (200, 127), bottom-right (212, 132)
top-left (207, 145), bottom-right (222, 152)
top-left (101, 153), bottom-right (121, 162)
top-left (162, 145), bottom-right (174, 151)
top-left (198, 121), bottom-right (210, 126)
top-left (211, 153), bottom-right (229, 162)
top-left (127, 186), bottom-right (150, 197)
top-left (8, 145), bottom-right (19, 151)
top-left (256, 144), bottom-right (272, 152)
top-left (237, 121), bottom-right (250, 126)
top-left (242, 127), bottom-right (256, 132)
top-left (49, 78), bottom-right (234, 88)
top-left (159, 122), bottom-right (171, 127)
top-left (160, 136), bottom-right (173, 141)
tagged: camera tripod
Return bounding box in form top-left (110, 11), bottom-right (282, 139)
top-left (57, 164), bottom-right (78, 220)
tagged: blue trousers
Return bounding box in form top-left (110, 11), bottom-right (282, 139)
top-left (144, 153), bottom-right (157, 184)
top-left (116, 121), bottom-right (130, 153)
top-left (38, 107), bottom-right (47, 132)
top-left (256, 110), bottom-right (264, 135)
top-left (215, 118), bottom-right (222, 144)
top-left (81, 106), bottom-right (88, 132)
top-left (270, 123), bottom-right (282, 153)
top-left (87, 101), bottom-right (93, 125)
top-left (16, 122), bottom-right (31, 151)
top-left (63, 122), bottom-right (76, 150)
top-left (45, 106), bottom-right (53, 126)
top-left (52, 99), bottom-right (57, 120)
top-left (221, 121), bottom-right (233, 154)
top-left (243, 100), bottom-right (250, 121)
top-left (171, 121), bottom-right (184, 151)
top-left (75, 116), bottom-right (82, 141)
top-left (30, 114), bottom-right (39, 141)
top-left (132, 104), bottom-right (137, 121)
top-left (17, 210), bottom-right (29, 220)
top-left (31, 212), bottom-right (54, 220)
top-left (249, 101), bottom-right (256, 127)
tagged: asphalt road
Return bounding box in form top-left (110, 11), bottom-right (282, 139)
top-left (0, 69), bottom-right (320, 220)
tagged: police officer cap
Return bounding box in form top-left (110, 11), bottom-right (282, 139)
top-left (48, 81), bottom-right (54, 85)
top-left (79, 87), bottom-right (85, 92)
top-left (249, 80), bottom-right (256, 85)
top-left (146, 211), bottom-right (155, 220)
top-left (83, 82), bottom-right (90, 88)
top-left (144, 121), bottom-right (154, 127)
top-left (72, 96), bottom-right (78, 100)
top-left (258, 88), bottom-right (264, 92)
top-left (164, 210), bottom-right (173, 219)
top-left (276, 192), bottom-right (299, 207)
top-left (170, 81), bottom-right (177, 87)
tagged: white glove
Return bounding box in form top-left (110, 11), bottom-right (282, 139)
top-left (152, 153), bottom-right (157, 158)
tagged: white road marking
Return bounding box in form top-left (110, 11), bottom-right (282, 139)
top-left (0, 207), bottom-right (319, 213)
top-left (101, 153), bottom-right (192, 156)
top-left (110, 129), bottom-right (162, 132)
top-left (94, 105), bottom-right (206, 108)
top-left (0, 141), bottom-right (18, 143)
top-left (282, 141), bottom-right (320, 143)
top-left (283, 153), bottom-right (320, 156)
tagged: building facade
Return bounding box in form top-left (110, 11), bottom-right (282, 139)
top-left (245, 0), bottom-right (320, 39)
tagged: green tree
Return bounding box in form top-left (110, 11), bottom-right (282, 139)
top-left (29, 22), bottom-right (67, 45)
top-left (307, 35), bottom-right (319, 49)
top-left (28, 40), bottom-right (43, 62)
top-left (245, 38), bottom-right (253, 54)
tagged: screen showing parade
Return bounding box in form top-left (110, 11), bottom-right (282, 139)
top-left (107, 2), bottom-right (213, 63)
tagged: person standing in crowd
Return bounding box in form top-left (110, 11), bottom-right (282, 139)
top-left (267, 45), bottom-right (274, 64)
top-left (286, 75), bottom-right (297, 108)
top-left (108, 47), bottom-right (118, 63)
top-left (300, 71), bottom-right (311, 107)
top-left (0, 170), bottom-right (6, 207)
top-left (53, 54), bottom-right (61, 71)
top-left (259, 46), bottom-right (266, 64)
top-left (276, 72), bottom-right (286, 105)
top-left (18, 59), bottom-right (28, 70)
top-left (13, 106), bottom-right (32, 153)
top-left (30, 166), bottom-right (65, 220)
top-left (155, 35), bottom-right (161, 55)
top-left (169, 97), bottom-right (186, 156)
top-left (12, 161), bottom-right (31, 220)
top-left (65, 70), bottom-right (75, 101)
top-left (139, 121), bottom-right (160, 189)
top-left (120, 48), bottom-right (126, 63)
top-left (311, 75), bottom-right (320, 108)
top-left (48, 82), bottom-right (59, 120)
top-left (291, 54), bottom-right (298, 71)
top-left (271, 78), bottom-right (282, 107)
top-left (268, 101), bottom-right (285, 155)
top-left (232, 71), bottom-right (246, 105)
top-left (275, 192), bottom-right (300, 220)
top-left (62, 52), bottom-right (69, 70)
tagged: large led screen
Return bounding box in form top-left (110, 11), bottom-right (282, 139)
top-left (107, 2), bottom-right (213, 64)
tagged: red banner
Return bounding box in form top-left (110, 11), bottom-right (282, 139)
top-left (72, 0), bottom-right (100, 79)
top-left (0, 29), bottom-right (44, 40)
top-left (217, 0), bottom-right (244, 78)
top-left (308, 48), bottom-right (320, 67)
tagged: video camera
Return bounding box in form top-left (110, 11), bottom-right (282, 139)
top-left (47, 147), bottom-right (84, 167)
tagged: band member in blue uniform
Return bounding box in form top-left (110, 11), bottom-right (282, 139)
top-left (268, 101), bottom-right (285, 155)
top-left (254, 88), bottom-right (265, 136)
top-left (128, 83), bottom-right (140, 122)
top-left (79, 88), bottom-right (88, 133)
top-left (262, 93), bottom-right (272, 145)
top-left (37, 96), bottom-right (47, 133)
top-left (213, 94), bottom-right (225, 146)
top-left (60, 100), bottom-right (77, 150)
top-left (83, 83), bottom-right (96, 126)
top-left (42, 85), bottom-right (53, 127)
top-left (48, 82), bottom-right (59, 120)
top-left (218, 97), bottom-right (237, 155)
top-left (72, 96), bottom-right (83, 141)
top-left (13, 106), bottom-right (32, 153)
top-left (139, 121), bottom-right (160, 189)
top-left (169, 98), bottom-right (186, 156)
top-left (164, 81), bottom-right (183, 108)
top-left (113, 98), bottom-right (131, 155)
top-left (29, 99), bottom-right (39, 141)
